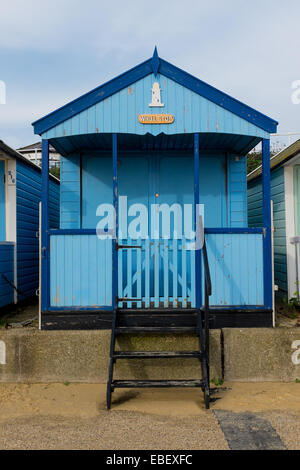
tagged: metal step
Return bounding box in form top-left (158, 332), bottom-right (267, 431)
top-left (112, 379), bottom-right (204, 389)
top-left (115, 326), bottom-right (197, 334)
top-left (113, 351), bottom-right (202, 359)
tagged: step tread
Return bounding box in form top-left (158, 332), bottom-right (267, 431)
top-left (115, 326), bottom-right (197, 334)
top-left (113, 351), bottom-right (201, 359)
top-left (112, 379), bottom-right (204, 388)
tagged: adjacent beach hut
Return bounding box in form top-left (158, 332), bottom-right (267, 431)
top-left (32, 49), bottom-right (278, 330)
top-left (248, 139), bottom-right (300, 302)
top-left (0, 140), bottom-right (59, 309)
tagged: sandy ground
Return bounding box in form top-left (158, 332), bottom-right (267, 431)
top-left (0, 382), bottom-right (299, 449)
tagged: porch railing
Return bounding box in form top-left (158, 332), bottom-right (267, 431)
top-left (48, 228), bottom-right (265, 310)
top-left (117, 237), bottom-right (195, 309)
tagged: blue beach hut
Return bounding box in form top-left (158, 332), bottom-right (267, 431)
top-left (0, 140), bottom-right (59, 309)
top-left (32, 49), bottom-right (278, 330)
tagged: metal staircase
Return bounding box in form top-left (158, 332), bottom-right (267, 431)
top-left (106, 226), bottom-right (212, 410)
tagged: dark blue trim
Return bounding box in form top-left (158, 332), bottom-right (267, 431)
top-left (204, 228), bottom-right (264, 234)
top-left (207, 306), bottom-right (270, 311)
top-left (48, 227), bottom-right (264, 236)
top-left (32, 53), bottom-right (278, 136)
top-left (41, 139), bottom-right (50, 311)
top-left (262, 138), bottom-right (273, 310)
top-left (112, 133), bottom-right (118, 310)
top-left (151, 46), bottom-right (160, 76)
top-left (48, 228), bottom-right (114, 235)
top-left (45, 306), bottom-right (114, 312)
top-left (194, 133), bottom-right (202, 309)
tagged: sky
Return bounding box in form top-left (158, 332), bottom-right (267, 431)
top-left (0, 0), bottom-right (300, 149)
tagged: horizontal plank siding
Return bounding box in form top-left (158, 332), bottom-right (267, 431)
top-left (0, 243), bottom-right (14, 307)
top-left (248, 167), bottom-right (287, 295)
top-left (50, 235), bottom-right (112, 307)
top-left (16, 161), bottom-right (59, 300)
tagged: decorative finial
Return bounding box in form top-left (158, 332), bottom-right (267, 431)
top-left (151, 46), bottom-right (160, 76)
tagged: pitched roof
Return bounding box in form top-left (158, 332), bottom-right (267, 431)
top-left (247, 139), bottom-right (300, 182)
top-left (17, 141), bottom-right (58, 153)
top-left (0, 140), bottom-right (59, 183)
top-left (32, 48), bottom-right (278, 136)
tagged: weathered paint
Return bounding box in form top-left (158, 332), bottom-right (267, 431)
top-left (41, 74), bottom-right (270, 141)
top-left (50, 235), bottom-right (112, 307)
top-left (206, 233), bottom-right (264, 306)
top-left (49, 232), bottom-right (263, 308)
top-left (248, 167), bottom-right (287, 296)
top-left (33, 50), bottom-right (278, 136)
top-left (0, 243), bottom-right (14, 307)
top-left (0, 161), bottom-right (5, 241)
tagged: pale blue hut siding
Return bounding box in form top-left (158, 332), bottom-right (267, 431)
top-left (0, 244), bottom-right (14, 307)
top-left (206, 233), bottom-right (264, 305)
top-left (228, 155), bottom-right (247, 227)
top-left (16, 161), bottom-right (59, 300)
top-left (248, 167), bottom-right (287, 295)
top-left (59, 152), bottom-right (248, 230)
top-left (60, 154), bottom-right (80, 228)
top-left (42, 74), bottom-right (269, 140)
top-left (50, 236), bottom-right (112, 307)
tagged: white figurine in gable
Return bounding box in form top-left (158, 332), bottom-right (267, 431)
top-left (149, 82), bottom-right (164, 107)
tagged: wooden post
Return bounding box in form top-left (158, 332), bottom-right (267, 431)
top-left (41, 139), bottom-right (49, 312)
top-left (112, 134), bottom-right (118, 310)
top-left (194, 133), bottom-right (202, 308)
top-left (262, 138), bottom-right (272, 309)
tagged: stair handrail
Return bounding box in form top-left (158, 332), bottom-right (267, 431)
top-left (198, 215), bottom-right (211, 386)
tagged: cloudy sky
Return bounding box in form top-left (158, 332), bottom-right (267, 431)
top-left (0, 0), bottom-right (299, 149)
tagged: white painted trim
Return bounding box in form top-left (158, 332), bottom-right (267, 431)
top-left (5, 158), bottom-right (16, 243)
top-left (284, 166), bottom-right (297, 299)
top-left (1, 158), bottom-right (17, 303)
top-left (271, 200), bottom-right (275, 327)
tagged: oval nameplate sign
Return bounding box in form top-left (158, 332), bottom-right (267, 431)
top-left (138, 114), bottom-right (175, 124)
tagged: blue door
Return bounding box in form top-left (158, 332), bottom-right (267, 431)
top-left (0, 161), bottom-right (5, 241)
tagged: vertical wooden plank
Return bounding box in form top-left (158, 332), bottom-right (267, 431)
top-left (190, 247), bottom-right (195, 308)
top-left (41, 139), bottom-right (49, 311)
top-left (194, 133), bottom-right (201, 309)
top-left (97, 237), bottom-right (104, 306)
top-left (145, 238), bottom-right (150, 308)
top-left (163, 239), bottom-right (169, 308)
top-left (173, 238), bottom-right (178, 308)
top-left (88, 236), bottom-right (97, 305)
top-left (118, 240), bottom-right (123, 309)
top-left (80, 235), bottom-right (89, 306)
top-left (64, 234), bottom-right (73, 306)
top-left (154, 240), bottom-right (160, 307)
top-left (50, 235), bottom-right (56, 306)
top-left (127, 237), bottom-right (132, 308)
top-left (72, 235), bottom-right (81, 306)
top-left (112, 133), bottom-right (118, 310)
top-left (105, 238), bottom-right (113, 307)
top-left (182, 237), bottom-right (187, 308)
top-left (262, 138), bottom-right (272, 309)
top-left (137, 240), bottom-right (142, 308)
